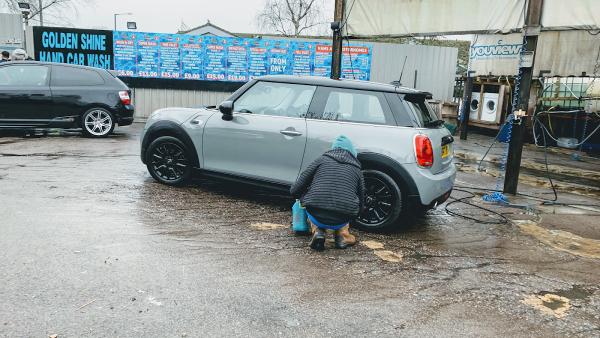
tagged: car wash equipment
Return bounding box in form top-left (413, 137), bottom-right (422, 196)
top-left (292, 200), bottom-right (310, 235)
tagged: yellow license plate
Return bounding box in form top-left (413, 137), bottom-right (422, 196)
top-left (442, 144), bottom-right (450, 158)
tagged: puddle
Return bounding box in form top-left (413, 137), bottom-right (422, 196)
top-left (537, 204), bottom-right (600, 215)
top-left (374, 250), bottom-right (403, 263)
top-left (514, 220), bottom-right (600, 259)
top-left (250, 222), bottom-right (287, 230)
top-left (361, 240), bottom-right (385, 250)
top-left (456, 160), bottom-right (600, 198)
top-left (542, 285), bottom-right (595, 301)
top-left (147, 296), bottom-right (163, 306)
top-left (522, 293), bottom-right (571, 318)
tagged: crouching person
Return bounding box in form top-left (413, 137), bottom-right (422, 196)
top-left (290, 135), bottom-right (365, 251)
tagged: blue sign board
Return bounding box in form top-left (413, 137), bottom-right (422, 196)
top-left (113, 31), bottom-right (372, 82)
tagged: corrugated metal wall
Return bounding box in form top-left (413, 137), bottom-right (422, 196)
top-left (131, 88), bottom-right (231, 119)
top-left (130, 41), bottom-right (458, 119)
top-left (369, 42), bottom-right (458, 101)
top-left (0, 14), bottom-right (24, 50)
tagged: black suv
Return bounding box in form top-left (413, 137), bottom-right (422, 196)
top-left (0, 61), bottom-right (134, 137)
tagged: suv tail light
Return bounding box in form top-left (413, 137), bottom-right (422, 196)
top-left (119, 91), bottom-right (131, 105)
top-left (414, 134), bottom-right (434, 168)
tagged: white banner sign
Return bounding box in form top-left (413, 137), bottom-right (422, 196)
top-left (469, 34), bottom-right (523, 76)
top-left (470, 31), bottom-right (600, 77)
top-left (345, 0), bottom-right (600, 37)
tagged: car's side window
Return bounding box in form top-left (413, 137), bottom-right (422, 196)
top-left (51, 66), bottom-right (105, 86)
top-left (234, 81), bottom-right (316, 118)
top-left (309, 87), bottom-right (395, 125)
top-left (0, 65), bottom-right (49, 87)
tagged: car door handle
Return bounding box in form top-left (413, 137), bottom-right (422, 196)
top-left (280, 130), bottom-right (303, 137)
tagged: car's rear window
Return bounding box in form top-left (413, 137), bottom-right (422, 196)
top-left (51, 66), bottom-right (105, 86)
top-left (403, 94), bottom-right (437, 127)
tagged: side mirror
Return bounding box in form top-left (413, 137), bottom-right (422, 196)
top-left (219, 101), bottom-right (233, 121)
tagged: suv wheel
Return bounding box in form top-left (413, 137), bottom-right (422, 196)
top-left (355, 170), bottom-right (403, 231)
top-left (81, 108), bottom-right (115, 137)
top-left (146, 136), bottom-right (192, 186)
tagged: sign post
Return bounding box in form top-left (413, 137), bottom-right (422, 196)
top-left (331, 0), bottom-right (344, 80)
top-left (503, 0), bottom-right (543, 195)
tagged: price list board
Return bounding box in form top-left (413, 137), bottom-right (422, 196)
top-left (113, 31), bottom-right (372, 82)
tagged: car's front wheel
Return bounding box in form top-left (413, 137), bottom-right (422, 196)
top-left (146, 136), bottom-right (192, 186)
top-left (354, 170), bottom-right (403, 231)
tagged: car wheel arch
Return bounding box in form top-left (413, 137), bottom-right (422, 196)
top-left (142, 121), bottom-right (200, 168)
top-left (80, 103), bottom-right (114, 119)
top-left (357, 152), bottom-right (420, 203)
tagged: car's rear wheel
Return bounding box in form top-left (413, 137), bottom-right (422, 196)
top-left (146, 136), bottom-right (192, 186)
top-left (81, 108), bottom-right (115, 138)
top-left (354, 170), bottom-right (403, 231)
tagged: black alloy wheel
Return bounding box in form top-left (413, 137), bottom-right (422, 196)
top-left (146, 136), bottom-right (192, 185)
top-left (355, 170), bottom-right (402, 231)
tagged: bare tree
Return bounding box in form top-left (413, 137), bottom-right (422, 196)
top-left (257, 0), bottom-right (327, 37)
top-left (1, 0), bottom-right (85, 26)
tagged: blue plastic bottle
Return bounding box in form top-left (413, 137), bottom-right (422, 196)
top-left (292, 200), bottom-right (310, 234)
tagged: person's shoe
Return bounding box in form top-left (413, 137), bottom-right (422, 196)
top-left (309, 228), bottom-right (326, 251)
top-left (334, 225), bottom-right (356, 249)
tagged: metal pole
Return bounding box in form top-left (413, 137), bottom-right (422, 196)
top-left (460, 71), bottom-right (475, 140)
top-left (413, 69), bottom-right (418, 88)
top-left (114, 14), bottom-right (117, 31)
top-left (22, 13), bottom-right (28, 52)
top-left (331, 0), bottom-right (344, 80)
top-left (39, 0), bottom-right (43, 26)
top-left (503, 0), bottom-right (543, 194)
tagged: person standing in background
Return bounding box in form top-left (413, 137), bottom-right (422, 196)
top-left (0, 51), bottom-right (10, 62)
top-left (11, 49), bottom-right (28, 61)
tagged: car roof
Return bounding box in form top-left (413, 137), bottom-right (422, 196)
top-left (2, 62), bottom-right (430, 96)
top-left (256, 75), bottom-right (430, 95)
top-left (2, 60), bottom-right (109, 73)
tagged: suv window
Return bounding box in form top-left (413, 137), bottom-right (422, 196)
top-left (51, 66), bottom-right (105, 86)
top-left (311, 87), bottom-right (394, 125)
top-left (234, 81), bottom-right (316, 118)
top-left (0, 65), bottom-right (49, 87)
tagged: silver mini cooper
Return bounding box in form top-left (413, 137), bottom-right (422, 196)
top-left (141, 75), bottom-right (456, 231)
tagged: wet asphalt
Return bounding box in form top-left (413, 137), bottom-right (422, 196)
top-left (0, 125), bottom-right (599, 337)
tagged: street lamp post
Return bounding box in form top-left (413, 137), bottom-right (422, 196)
top-left (17, 2), bottom-right (31, 51)
top-left (114, 12), bottom-right (133, 30)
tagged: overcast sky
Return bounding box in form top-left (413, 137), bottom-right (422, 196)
top-left (68, 0), bottom-right (333, 34)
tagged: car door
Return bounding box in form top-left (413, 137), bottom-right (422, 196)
top-left (50, 65), bottom-right (106, 121)
top-left (0, 64), bottom-right (53, 127)
top-left (301, 86), bottom-right (398, 171)
top-left (202, 81), bottom-right (316, 185)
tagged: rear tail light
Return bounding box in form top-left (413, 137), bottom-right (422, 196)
top-left (414, 134), bottom-right (434, 168)
top-left (119, 91), bottom-right (131, 105)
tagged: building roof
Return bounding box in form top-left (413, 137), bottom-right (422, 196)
top-left (177, 20), bottom-right (237, 37)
